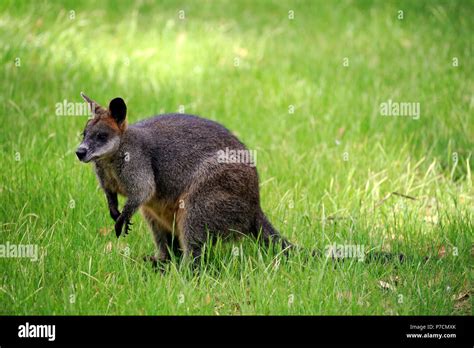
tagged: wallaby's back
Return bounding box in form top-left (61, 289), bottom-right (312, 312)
top-left (129, 113), bottom-right (252, 202)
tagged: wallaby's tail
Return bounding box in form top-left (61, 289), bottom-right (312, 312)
top-left (254, 209), bottom-right (408, 263)
top-left (254, 208), bottom-right (293, 251)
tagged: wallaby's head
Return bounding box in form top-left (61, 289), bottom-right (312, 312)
top-left (76, 92), bottom-right (127, 163)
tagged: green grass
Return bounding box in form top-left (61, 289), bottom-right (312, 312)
top-left (0, 0), bottom-right (472, 315)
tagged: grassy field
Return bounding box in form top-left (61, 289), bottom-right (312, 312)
top-left (0, 0), bottom-right (472, 315)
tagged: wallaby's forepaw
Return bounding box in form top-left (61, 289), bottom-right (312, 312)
top-left (115, 215), bottom-right (132, 238)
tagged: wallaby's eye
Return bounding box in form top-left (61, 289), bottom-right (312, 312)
top-left (97, 132), bottom-right (108, 141)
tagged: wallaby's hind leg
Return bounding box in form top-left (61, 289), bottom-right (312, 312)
top-left (178, 190), bottom-right (256, 265)
top-left (141, 208), bottom-right (173, 265)
top-left (178, 218), bottom-right (206, 264)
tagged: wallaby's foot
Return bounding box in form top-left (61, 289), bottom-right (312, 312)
top-left (115, 215), bottom-right (132, 237)
top-left (191, 249), bottom-right (203, 272)
top-left (283, 240), bottom-right (297, 258)
top-left (143, 255), bottom-right (158, 266)
top-left (276, 237), bottom-right (294, 255)
top-left (253, 208), bottom-right (293, 255)
top-left (260, 235), bottom-right (295, 257)
top-left (188, 253), bottom-right (203, 275)
top-left (181, 243), bottom-right (203, 271)
top-left (143, 255), bottom-right (168, 273)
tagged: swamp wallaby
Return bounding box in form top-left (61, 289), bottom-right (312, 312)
top-left (76, 93), bottom-right (291, 265)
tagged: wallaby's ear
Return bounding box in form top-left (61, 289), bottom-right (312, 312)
top-left (109, 97), bottom-right (127, 125)
top-left (80, 92), bottom-right (103, 116)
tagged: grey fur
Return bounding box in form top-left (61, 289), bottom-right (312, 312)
top-left (76, 93), bottom-right (290, 265)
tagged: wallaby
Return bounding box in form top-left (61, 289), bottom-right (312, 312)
top-left (76, 93), bottom-right (291, 266)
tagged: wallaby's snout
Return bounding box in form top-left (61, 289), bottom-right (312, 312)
top-left (75, 147), bottom-right (87, 161)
